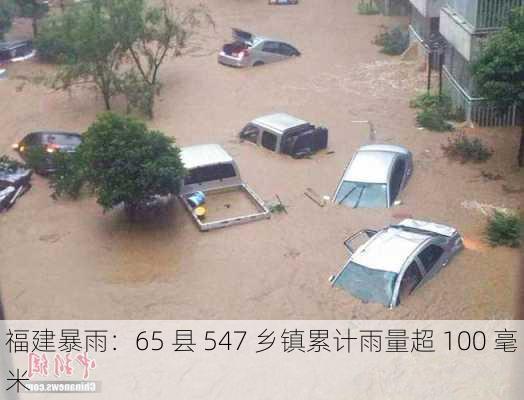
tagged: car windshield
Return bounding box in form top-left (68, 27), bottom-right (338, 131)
top-left (335, 181), bottom-right (387, 208)
top-left (44, 134), bottom-right (82, 147)
top-left (333, 262), bottom-right (397, 306)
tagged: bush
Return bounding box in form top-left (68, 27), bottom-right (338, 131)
top-left (442, 133), bottom-right (493, 163)
top-left (416, 107), bottom-right (453, 131)
top-left (486, 211), bottom-right (522, 247)
top-left (358, 1), bottom-right (380, 15)
top-left (373, 26), bottom-right (408, 55)
top-left (48, 151), bottom-right (86, 199)
top-left (0, 155), bottom-right (25, 172)
top-left (23, 146), bottom-right (48, 172)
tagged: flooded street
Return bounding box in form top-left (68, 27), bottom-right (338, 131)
top-left (1, 0), bottom-right (522, 319)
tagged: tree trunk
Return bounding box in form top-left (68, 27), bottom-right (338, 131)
top-left (519, 121), bottom-right (524, 167)
top-left (32, 17), bottom-right (38, 38)
top-left (103, 93), bottom-right (111, 111)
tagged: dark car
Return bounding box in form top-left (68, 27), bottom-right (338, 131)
top-left (0, 158), bottom-right (32, 212)
top-left (12, 131), bottom-right (83, 174)
top-left (0, 40), bottom-right (35, 63)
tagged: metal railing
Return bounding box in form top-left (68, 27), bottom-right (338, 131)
top-left (442, 66), bottom-right (518, 127)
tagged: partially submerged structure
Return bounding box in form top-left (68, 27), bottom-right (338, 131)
top-left (239, 113), bottom-right (328, 158)
top-left (179, 144), bottom-right (270, 231)
top-left (439, 0), bottom-right (523, 126)
top-left (0, 158), bottom-right (32, 212)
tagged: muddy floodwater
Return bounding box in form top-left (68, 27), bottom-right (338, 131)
top-left (1, 0), bottom-right (522, 319)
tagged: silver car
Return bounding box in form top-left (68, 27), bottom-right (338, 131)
top-left (218, 29), bottom-right (301, 68)
top-left (333, 144), bottom-right (413, 208)
top-left (330, 219), bottom-right (464, 308)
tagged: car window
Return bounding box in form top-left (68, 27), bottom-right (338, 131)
top-left (279, 43), bottom-right (297, 56)
top-left (417, 244), bottom-right (444, 273)
top-left (261, 131), bottom-right (278, 151)
top-left (335, 181), bottom-right (387, 208)
top-left (239, 124), bottom-right (259, 144)
top-left (184, 164), bottom-right (237, 185)
top-left (44, 134), bottom-right (82, 146)
top-left (398, 261), bottom-right (423, 304)
top-left (334, 262), bottom-right (397, 307)
top-left (262, 41), bottom-right (280, 54)
top-left (23, 133), bottom-right (41, 146)
top-left (389, 158), bottom-right (405, 204)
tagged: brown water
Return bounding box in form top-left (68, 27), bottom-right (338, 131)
top-left (0, 0), bottom-right (522, 319)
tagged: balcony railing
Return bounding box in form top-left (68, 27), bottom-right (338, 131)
top-left (446, 0), bottom-right (523, 30)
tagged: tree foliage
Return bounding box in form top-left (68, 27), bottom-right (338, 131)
top-left (51, 113), bottom-right (186, 215)
top-left (37, 1), bottom-right (123, 110)
top-left (15, 0), bottom-right (48, 37)
top-left (35, 0), bottom-right (212, 117)
top-left (472, 7), bottom-right (524, 166)
top-left (0, 0), bottom-right (15, 39)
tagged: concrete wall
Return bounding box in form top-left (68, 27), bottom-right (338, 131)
top-left (440, 7), bottom-right (473, 61)
top-left (410, 0), bottom-right (445, 17)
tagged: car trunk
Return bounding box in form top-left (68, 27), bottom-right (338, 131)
top-left (222, 41), bottom-right (250, 57)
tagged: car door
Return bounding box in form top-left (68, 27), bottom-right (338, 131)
top-left (395, 260), bottom-right (424, 306)
top-left (261, 41), bottom-right (286, 63)
top-left (416, 243), bottom-right (446, 281)
top-left (239, 124), bottom-right (260, 145)
top-left (388, 157), bottom-right (406, 206)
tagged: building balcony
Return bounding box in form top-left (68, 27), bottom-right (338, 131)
top-left (445, 0), bottom-right (523, 31)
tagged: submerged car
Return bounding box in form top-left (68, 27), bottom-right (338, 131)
top-left (0, 40), bottom-right (35, 63)
top-left (218, 28), bottom-right (300, 68)
top-left (12, 131), bottom-right (83, 174)
top-left (269, 0), bottom-right (298, 4)
top-left (330, 219), bottom-right (464, 308)
top-left (333, 144), bottom-right (412, 208)
top-left (239, 113), bottom-right (328, 158)
top-left (0, 159), bottom-right (32, 212)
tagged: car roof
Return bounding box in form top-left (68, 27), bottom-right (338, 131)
top-left (180, 144), bottom-right (233, 170)
top-left (343, 148), bottom-right (398, 184)
top-left (351, 225), bottom-right (432, 274)
top-left (250, 113), bottom-right (309, 135)
top-left (0, 40), bottom-right (31, 51)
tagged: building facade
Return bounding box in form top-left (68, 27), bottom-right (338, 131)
top-left (408, 0), bottom-right (446, 67)
top-left (440, 0), bottom-right (523, 126)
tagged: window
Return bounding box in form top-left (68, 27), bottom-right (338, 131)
top-left (278, 43), bottom-right (297, 56)
top-left (389, 159), bottom-right (405, 204)
top-left (335, 181), bottom-right (387, 208)
top-left (44, 134), bottom-right (82, 146)
top-left (261, 131), bottom-right (277, 151)
top-left (417, 245), bottom-right (444, 273)
top-left (398, 261), bottom-right (423, 304)
top-left (239, 124), bottom-right (259, 144)
top-left (262, 41), bottom-right (280, 54)
top-left (184, 164), bottom-right (236, 185)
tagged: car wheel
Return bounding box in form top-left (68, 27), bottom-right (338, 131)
top-left (253, 61), bottom-right (264, 67)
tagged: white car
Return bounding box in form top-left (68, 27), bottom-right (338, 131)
top-left (330, 219), bottom-right (464, 308)
top-left (333, 144), bottom-right (413, 208)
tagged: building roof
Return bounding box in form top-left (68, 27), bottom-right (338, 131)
top-left (251, 113), bottom-right (309, 135)
top-left (180, 144), bottom-right (233, 170)
top-left (343, 149), bottom-right (396, 184)
top-left (351, 226), bottom-right (431, 273)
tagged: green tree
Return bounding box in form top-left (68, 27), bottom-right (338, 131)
top-left (472, 7), bottom-right (524, 167)
top-left (68, 113), bottom-right (186, 215)
top-left (36, 0), bottom-right (212, 117)
top-left (111, 0), bottom-right (213, 117)
top-left (37, 1), bottom-right (122, 110)
top-left (16, 0), bottom-right (48, 37)
top-left (0, 0), bottom-right (15, 40)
